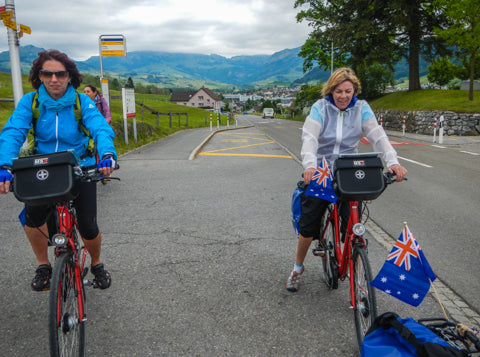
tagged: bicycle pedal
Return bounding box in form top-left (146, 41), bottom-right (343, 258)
top-left (83, 279), bottom-right (94, 287)
top-left (312, 248), bottom-right (325, 257)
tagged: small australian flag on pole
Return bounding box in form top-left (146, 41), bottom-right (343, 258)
top-left (304, 156), bottom-right (338, 203)
top-left (371, 224), bottom-right (436, 307)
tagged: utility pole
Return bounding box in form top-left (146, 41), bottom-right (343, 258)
top-left (4, 0), bottom-right (23, 106)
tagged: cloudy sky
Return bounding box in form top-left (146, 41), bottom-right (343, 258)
top-left (0, 0), bottom-right (312, 61)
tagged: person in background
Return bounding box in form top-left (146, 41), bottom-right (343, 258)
top-left (84, 84), bottom-right (112, 124)
top-left (0, 50), bottom-right (116, 291)
top-left (286, 67), bottom-right (407, 292)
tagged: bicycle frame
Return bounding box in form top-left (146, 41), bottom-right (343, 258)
top-left (54, 203), bottom-right (87, 325)
top-left (320, 200), bottom-right (366, 309)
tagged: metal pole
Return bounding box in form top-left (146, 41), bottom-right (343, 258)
top-left (98, 35), bottom-right (104, 78)
top-left (331, 41), bottom-right (333, 75)
top-left (5, 0), bottom-right (23, 107)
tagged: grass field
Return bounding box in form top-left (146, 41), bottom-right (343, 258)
top-left (0, 73), bottom-right (228, 155)
top-left (369, 89), bottom-right (480, 113)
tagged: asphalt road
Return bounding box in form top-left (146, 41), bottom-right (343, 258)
top-left (0, 115), bottom-right (447, 356)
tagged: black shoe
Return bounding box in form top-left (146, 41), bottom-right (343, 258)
top-left (31, 264), bottom-right (52, 291)
top-left (91, 263), bottom-right (112, 289)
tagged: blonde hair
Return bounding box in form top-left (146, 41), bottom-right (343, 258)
top-left (321, 67), bottom-right (362, 98)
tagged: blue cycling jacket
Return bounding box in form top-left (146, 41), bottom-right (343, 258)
top-left (0, 87), bottom-right (117, 168)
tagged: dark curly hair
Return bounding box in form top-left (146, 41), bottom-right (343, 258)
top-left (28, 49), bottom-right (83, 89)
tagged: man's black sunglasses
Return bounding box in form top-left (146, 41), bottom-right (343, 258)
top-left (40, 70), bottom-right (69, 78)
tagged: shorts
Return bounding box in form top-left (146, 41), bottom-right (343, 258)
top-left (24, 181), bottom-right (99, 240)
top-left (298, 193), bottom-right (361, 239)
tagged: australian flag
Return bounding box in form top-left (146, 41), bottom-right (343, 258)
top-left (371, 224), bottom-right (436, 307)
top-left (304, 156), bottom-right (338, 203)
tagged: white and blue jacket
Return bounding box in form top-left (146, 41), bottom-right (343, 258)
top-left (301, 96), bottom-right (399, 169)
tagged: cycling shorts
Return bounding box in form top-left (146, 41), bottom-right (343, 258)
top-left (298, 193), bottom-right (361, 239)
top-left (24, 181), bottom-right (99, 240)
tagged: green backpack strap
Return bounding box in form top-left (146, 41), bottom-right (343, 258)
top-left (28, 92), bottom-right (96, 158)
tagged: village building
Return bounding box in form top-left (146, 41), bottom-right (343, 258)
top-left (170, 87), bottom-right (221, 111)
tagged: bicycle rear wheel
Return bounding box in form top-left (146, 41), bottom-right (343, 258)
top-left (352, 245), bottom-right (377, 351)
top-left (49, 252), bottom-right (86, 357)
top-left (320, 218), bottom-right (338, 289)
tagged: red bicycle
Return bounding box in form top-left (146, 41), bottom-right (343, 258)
top-left (12, 150), bottom-right (118, 357)
top-left (312, 153), bottom-right (400, 350)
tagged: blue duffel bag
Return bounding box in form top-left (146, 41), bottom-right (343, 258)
top-left (291, 181), bottom-right (306, 236)
top-left (361, 312), bottom-right (467, 357)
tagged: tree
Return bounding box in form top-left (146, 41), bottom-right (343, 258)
top-left (111, 78), bottom-right (120, 91)
top-left (125, 77), bottom-right (135, 89)
top-left (293, 83), bottom-right (323, 111)
top-left (433, 0), bottom-right (480, 100)
top-left (427, 57), bottom-right (456, 86)
top-left (295, 0), bottom-right (449, 92)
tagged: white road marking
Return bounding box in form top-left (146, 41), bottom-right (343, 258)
top-left (460, 151), bottom-right (480, 156)
top-left (397, 156), bottom-right (433, 168)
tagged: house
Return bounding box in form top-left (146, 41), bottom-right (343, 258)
top-left (170, 87), bottom-right (221, 111)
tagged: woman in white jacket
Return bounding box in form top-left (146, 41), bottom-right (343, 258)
top-left (286, 67), bottom-right (407, 292)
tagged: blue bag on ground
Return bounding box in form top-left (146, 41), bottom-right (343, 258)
top-left (361, 312), bottom-right (466, 356)
top-left (291, 181), bottom-right (306, 236)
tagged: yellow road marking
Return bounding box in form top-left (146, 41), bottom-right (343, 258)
top-left (203, 141), bottom-right (275, 153)
top-left (200, 131), bottom-right (292, 159)
top-left (221, 139), bottom-right (248, 143)
top-left (199, 152), bottom-right (292, 158)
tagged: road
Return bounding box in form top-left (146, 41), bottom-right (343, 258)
top-left (0, 115), bottom-right (474, 356)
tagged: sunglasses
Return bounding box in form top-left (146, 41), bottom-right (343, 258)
top-left (39, 70), bottom-right (69, 78)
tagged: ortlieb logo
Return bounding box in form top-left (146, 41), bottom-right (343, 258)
top-left (353, 160), bottom-right (365, 166)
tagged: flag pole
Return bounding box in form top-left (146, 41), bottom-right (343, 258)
top-left (404, 221), bottom-right (449, 320)
top-left (430, 281), bottom-right (449, 320)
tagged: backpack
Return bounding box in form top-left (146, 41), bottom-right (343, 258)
top-left (27, 91), bottom-right (96, 158)
top-left (291, 181), bottom-right (307, 236)
top-left (361, 312), bottom-right (467, 357)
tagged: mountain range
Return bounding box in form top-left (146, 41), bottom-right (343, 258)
top-left (0, 45), bottom-right (331, 89)
top-left (0, 45), bottom-right (425, 89)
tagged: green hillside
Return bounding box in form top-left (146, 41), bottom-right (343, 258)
top-left (369, 90), bottom-right (480, 113)
top-left (0, 73), bottom-right (228, 155)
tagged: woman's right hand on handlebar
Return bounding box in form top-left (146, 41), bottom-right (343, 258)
top-left (0, 169), bottom-right (12, 194)
top-left (303, 167), bottom-right (316, 185)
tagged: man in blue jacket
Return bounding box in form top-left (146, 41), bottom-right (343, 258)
top-left (0, 50), bottom-right (116, 291)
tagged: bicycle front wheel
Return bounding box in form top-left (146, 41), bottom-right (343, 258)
top-left (320, 218), bottom-right (338, 289)
top-left (49, 252), bottom-right (86, 357)
top-left (352, 245), bottom-right (377, 351)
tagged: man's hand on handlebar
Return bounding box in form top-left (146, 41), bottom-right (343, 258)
top-left (0, 168), bottom-right (12, 194)
top-left (388, 164), bottom-right (407, 182)
top-left (96, 155), bottom-right (116, 177)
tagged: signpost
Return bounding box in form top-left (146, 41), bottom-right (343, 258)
top-left (100, 77), bottom-right (110, 107)
top-left (98, 34), bottom-right (126, 108)
top-left (122, 88), bottom-right (136, 145)
top-left (1, 0), bottom-right (31, 106)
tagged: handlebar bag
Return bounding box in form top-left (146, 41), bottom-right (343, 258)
top-left (361, 312), bottom-right (466, 357)
top-left (12, 151), bottom-right (79, 206)
top-left (333, 154), bottom-right (385, 201)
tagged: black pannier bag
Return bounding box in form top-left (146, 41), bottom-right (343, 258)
top-left (12, 151), bottom-right (79, 206)
top-left (333, 153), bottom-right (385, 201)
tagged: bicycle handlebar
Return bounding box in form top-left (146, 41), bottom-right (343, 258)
top-left (383, 171), bottom-right (407, 185)
top-left (75, 163), bottom-right (120, 183)
top-left (456, 323), bottom-right (480, 351)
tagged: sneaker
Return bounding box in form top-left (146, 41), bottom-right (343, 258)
top-left (286, 266), bottom-right (304, 292)
top-left (31, 264), bottom-right (52, 291)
